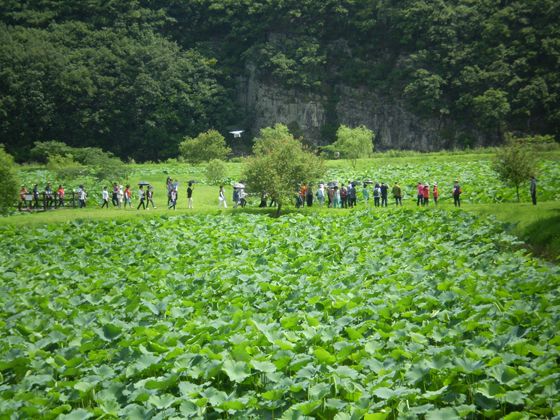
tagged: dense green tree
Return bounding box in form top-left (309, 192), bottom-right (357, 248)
top-left (332, 125), bottom-right (374, 169)
top-left (179, 130), bottom-right (232, 166)
top-left (492, 134), bottom-right (539, 202)
top-left (243, 137), bottom-right (326, 217)
top-left (0, 147), bottom-right (20, 214)
top-left (205, 159), bottom-right (228, 185)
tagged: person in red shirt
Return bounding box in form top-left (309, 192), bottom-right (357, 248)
top-left (58, 185), bottom-right (65, 209)
top-left (433, 183), bottom-right (438, 205)
top-left (124, 185), bottom-right (132, 209)
top-left (423, 183), bottom-right (430, 206)
top-left (20, 185), bottom-right (29, 210)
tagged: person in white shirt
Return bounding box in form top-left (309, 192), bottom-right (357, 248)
top-left (218, 185), bottom-right (227, 209)
top-left (137, 186), bottom-right (146, 210)
top-left (101, 186), bottom-right (109, 208)
top-left (317, 184), bottom-right (325, 207)
top-left (238, 188), bottom-right (247, 208)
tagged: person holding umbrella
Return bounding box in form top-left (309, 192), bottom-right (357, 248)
top-left (137, 185), bottom-right (146, 209)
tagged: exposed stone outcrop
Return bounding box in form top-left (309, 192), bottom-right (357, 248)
top-left (236, 65), bottom-right (487, 151)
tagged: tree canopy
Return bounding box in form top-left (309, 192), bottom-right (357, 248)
top-left (179, 130), bottom-right (232, 166)
top-left (332, 125), bottom-right (375, 169)
top-left (0, 148), bottom-right (20, 215)
top-left (1, 0), bottom-right (558, 160)
top-left (243, 136), bottom-right (326, 217)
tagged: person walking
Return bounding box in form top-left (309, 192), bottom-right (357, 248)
top-left (218, 185), bottom-right (227, 208)
top-left (20, 185), bottom-right (30, 211)
top-left (78, 185), bottom-right (87, 208)
top-left (452, 180), bottom-right (461, 207)
top-left (112, 183), bottom-right (119, 206)
top-left (187, 183), bottom-right (194, 209)
top-left (392, 182), bottom-right (402, 206)
top-left (380, 182), bottom-right (389, 207)
top-left (238, 188), bottom-right (247, 208)
top-left (101, 186), bottom-right (110, 208)
top-left (32, 184), bottom-right (40, 209)
top-left (423, 183), bottom-right (430, 206)
top-left (147, 186), bottom-right (156, 209)
top-left (45, 182), bottom-right (54, 209)
top-left (124, 185), bottom-right (132, 209)
top-left (317, 184), bottom-right (325, 207)
top-left (306, 184), bottom-right (314, 207)
top-left (333, 186), bottom-right (341, 208)
top-left (269, 194), bottom-right (276, 207)
top-left (167, 178), bottom-right (173, 205)
top-left (58, 185), bottom-right (65, 209)
top-left (530, 176), bottom-right (537, 205)
top-left (373, 183), bottom-right (381, 207)
top-left (416, 181), bottom-right (424, 206)
top-left (362, 184), bottom-right (370, 207)
top-left (168, 187), bottom-right (177, 210)
top-left (327, 185), bottom-right (334, 207)
top-left (233, 188), bottom-right (240, 209)
top-left (433, 183), bottom-right (438, 205)
top-left (137, 186), bottom-right (146, 210)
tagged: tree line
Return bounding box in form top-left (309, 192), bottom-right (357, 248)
top-left (1, 0), bottom-right (558, 161)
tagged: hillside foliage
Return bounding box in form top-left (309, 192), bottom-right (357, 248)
top-left (1, 0), bottom-right (559, 161)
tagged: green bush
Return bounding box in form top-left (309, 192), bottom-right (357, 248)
top-left (205, 159), bottom-right (227, 185)
top-left (0, 147), bottom-right (20, 214)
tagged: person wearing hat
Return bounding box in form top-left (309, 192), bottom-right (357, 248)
top-left (392, 182), bottom-right (402, 206)
top-left (112, 183), bottom-right (119, 206)
top-left (423, 183), bottom-right (430, 206)
top-left (416, 181), bottom-right (424, 206)
top-left (380, 182), bottom-right (389, 207)
top-left (433, 183), bottom-right (438, 205)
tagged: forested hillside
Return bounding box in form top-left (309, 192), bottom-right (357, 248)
top-left (1, 0), bottom-right (559, 161)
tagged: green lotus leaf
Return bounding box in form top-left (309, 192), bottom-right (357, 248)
top-left (59, 409), bottom-right (94, 420)
top-left (222, 359), bottom-right (250, 383)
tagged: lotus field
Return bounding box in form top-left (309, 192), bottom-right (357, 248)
top-left (17, 159), bottom-right (560, 204)
top-left (1, 209), bottom-right (559, 420)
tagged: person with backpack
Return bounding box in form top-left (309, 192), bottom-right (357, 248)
top-left (137, 185), bottom-right (146, 210)
top-left (101, 186), bottom-right (110, 208)
top-left (373, 183), bottom-right (381, 207)
top-left (452, 180), bottom-right (461, 207)
top-left (433, 183), bottom-right (438, 205)
top-left (423, 183), bottom-right (430, 206)
top-left (416, 181), bottom-right (424, 206)
top-left (340, 184), bottom-right (348, 208)
top-left (327, 185), bottom-right (334, 207)
top-left (392, 182), bottom-right (402, 206)
top-left (380, 182), bottom-right (389, 207)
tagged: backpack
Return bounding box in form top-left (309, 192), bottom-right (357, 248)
top-left (374, 187), bottom-right (381, 197)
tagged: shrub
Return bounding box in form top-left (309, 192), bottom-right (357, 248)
top-left (205, 159), bottom-right (228, 185)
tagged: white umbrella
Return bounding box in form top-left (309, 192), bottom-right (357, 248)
top-left (233, 183), bottom-right (245, 189)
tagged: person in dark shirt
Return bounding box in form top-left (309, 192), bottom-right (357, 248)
top-left (32, 184), bottom-right (40, 209)
top-left (45, 182), bottom-right (54, 209)
top-left (380, 182), bottom-right (389, 207)
top-left (187, 183), bottom-right (194, 209)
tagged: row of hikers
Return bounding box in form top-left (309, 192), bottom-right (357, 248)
top-left (293, 180), bottom-right (463, 208)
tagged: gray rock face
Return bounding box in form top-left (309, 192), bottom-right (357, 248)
top-left (236, 65), bottom-right (486, 151)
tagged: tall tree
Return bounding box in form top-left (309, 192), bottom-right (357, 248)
top-left (179, 130), bottom-right (232, 165)
top-left (0, 147), bottom-right (20, 215)
top-left (243, 136), bottom-right (326, 218)
top-left (332, 125), bottom-right (374, 169)
top-left (492, 134), bottom-right (539, 201)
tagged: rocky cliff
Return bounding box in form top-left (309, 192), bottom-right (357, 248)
top-left (236, 65), bottom-right (486, 151)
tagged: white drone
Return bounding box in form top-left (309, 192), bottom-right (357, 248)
top-left (229, 130), bottom-right (244, 138)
